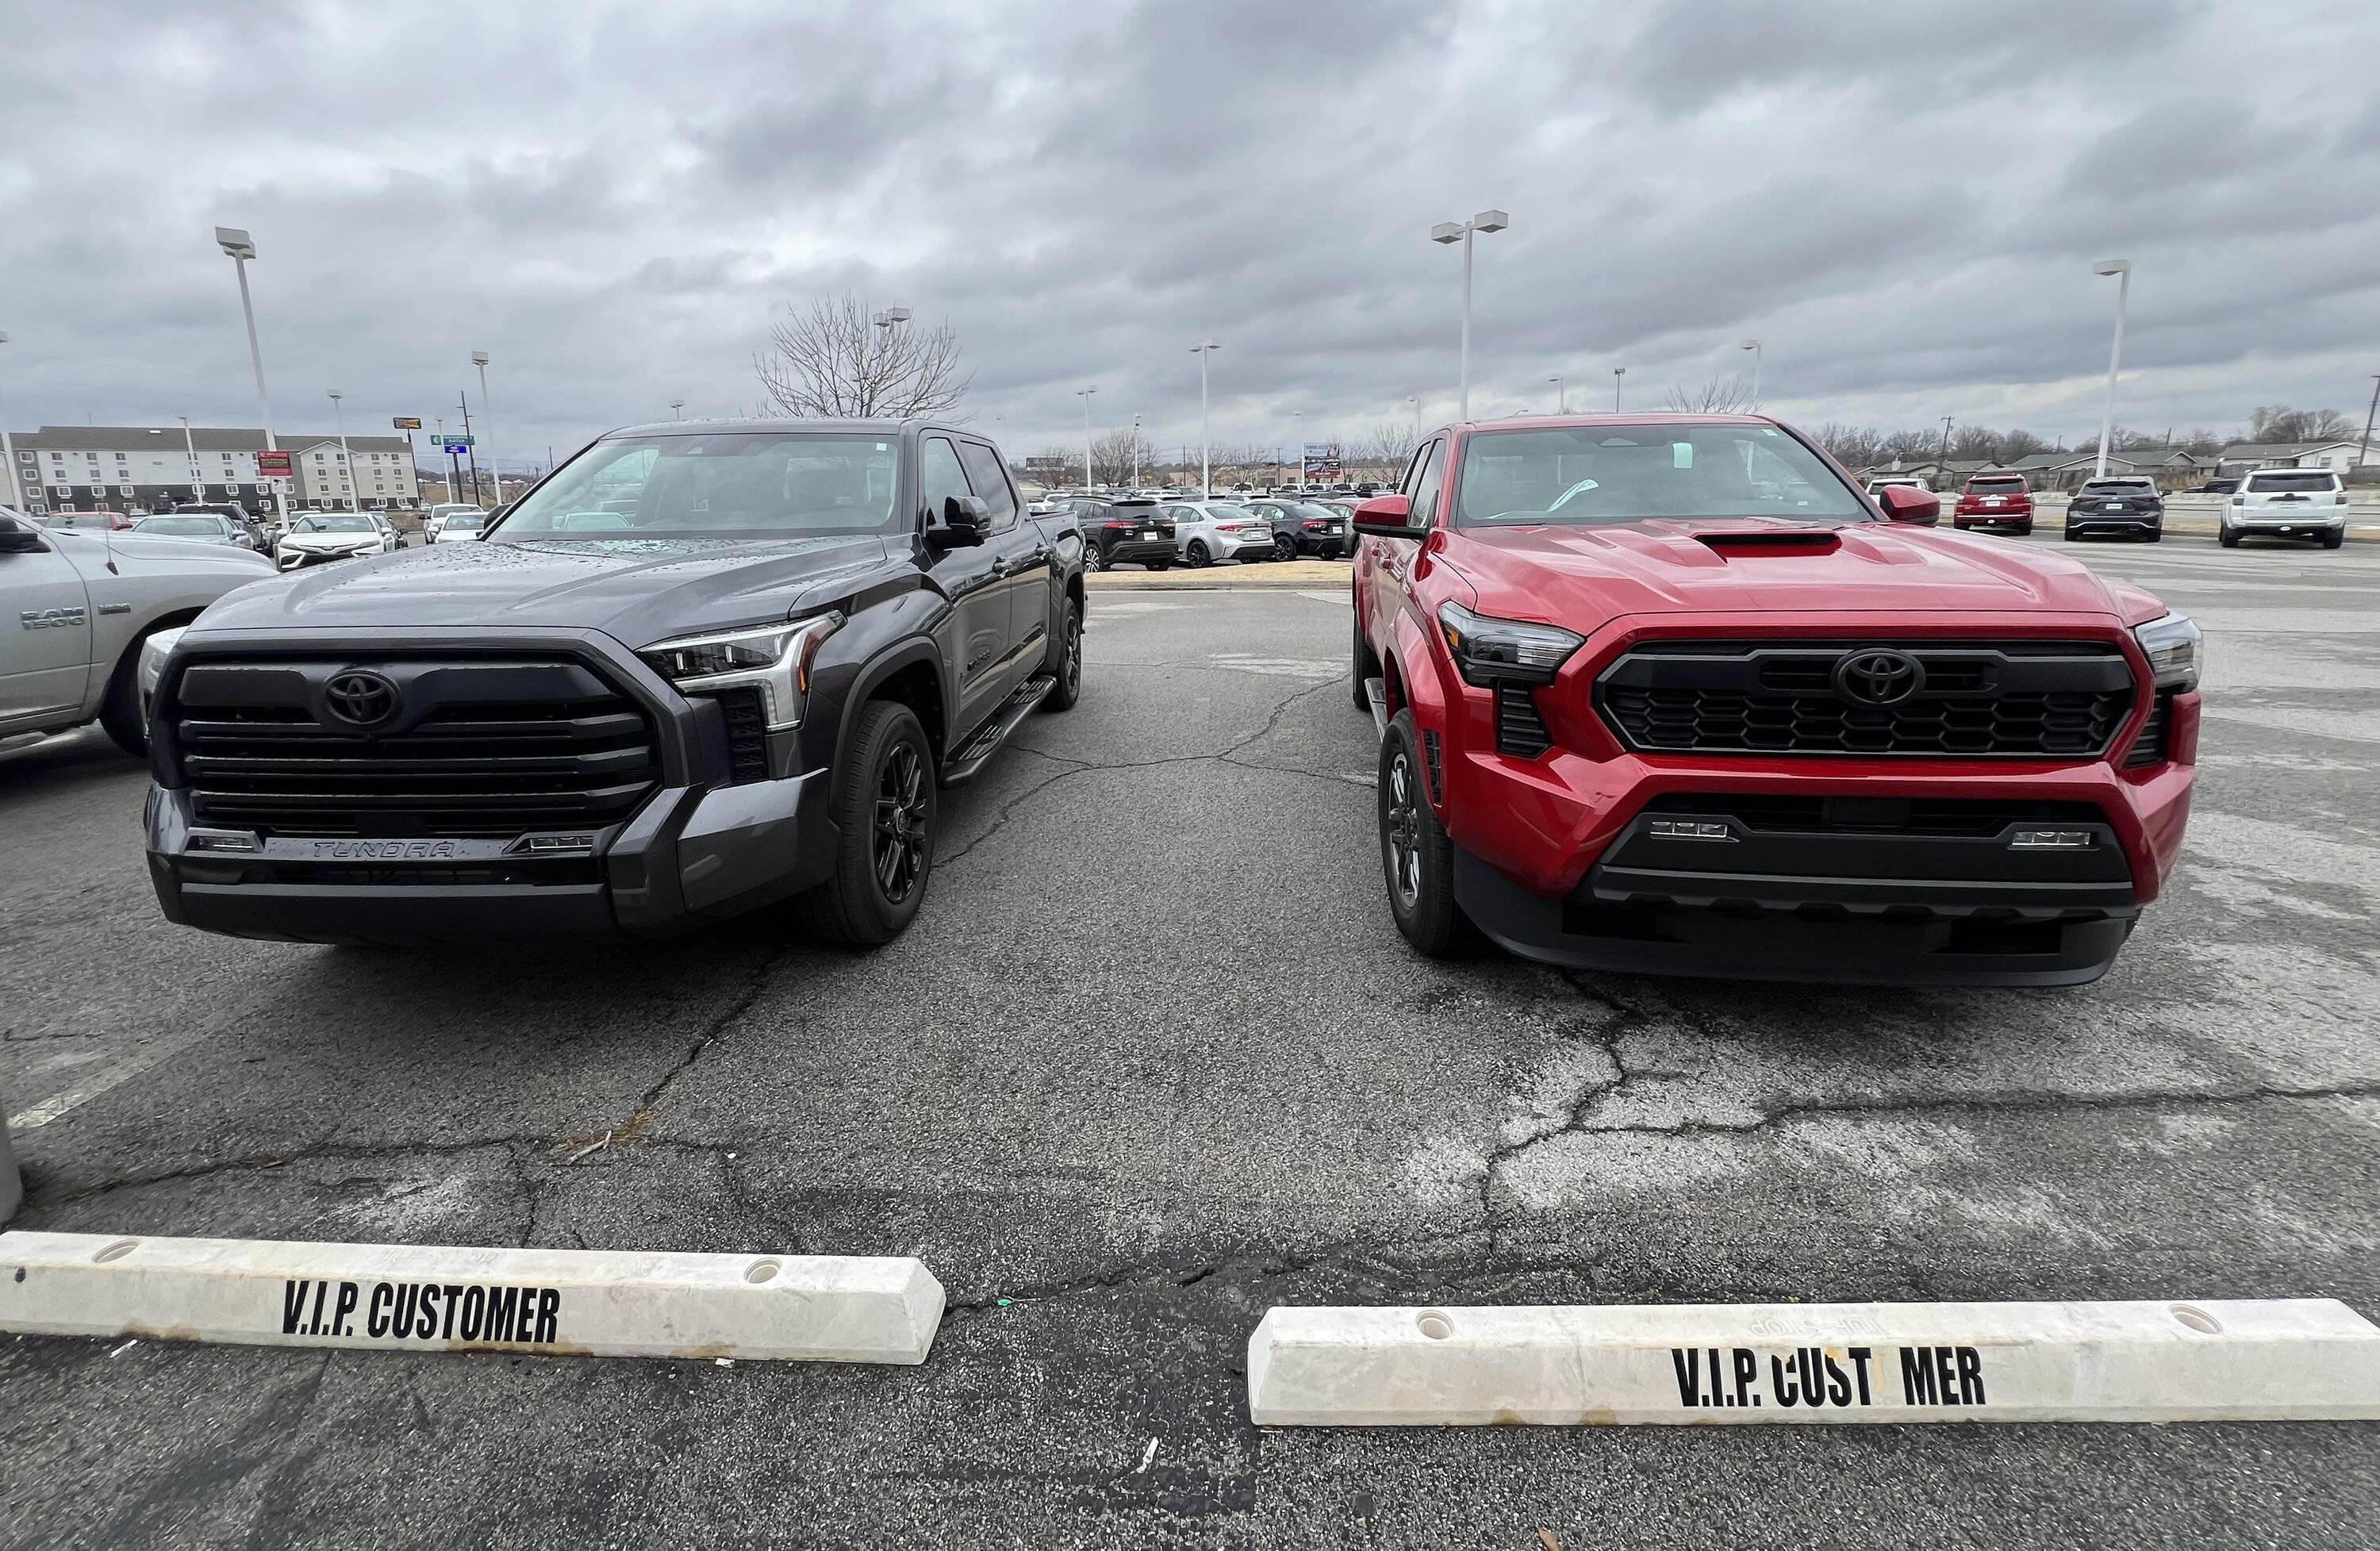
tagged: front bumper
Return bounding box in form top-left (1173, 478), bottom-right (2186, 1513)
top-left (278, 546), bottom-right (379, 570)
top-left (142, 626), bottom-right (841, 944)
top-left (1415, 612), bottom-right (2197, 987)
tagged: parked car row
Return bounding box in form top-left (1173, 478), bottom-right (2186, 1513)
top-left (1910, 469), bottom-right (2355, 549)
top-left (1049, 495), bottom-right (1355, 570)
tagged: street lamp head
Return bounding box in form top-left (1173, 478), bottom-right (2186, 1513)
top-left (873, 307), bottom-right (912, 328)
top-left (213, 226), bottom-right (255, 259)
top-left (2093, 259), bottom-right (2131, 277)
top-left (470, 350), bottom-right (489, 367)
top-left (327, 389), bottom-right (341, 401)
top-left (1190, 340), bottom-right (1220, 354)
top-left (1430, 221), bottom-right (1465, 244)
top-left (1741, 339), bottom-right (1761, 351)
top-left (1471, 209), bottom-right (1509, 233)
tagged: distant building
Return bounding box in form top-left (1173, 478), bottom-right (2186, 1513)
top-left (2214, 440), bottom-right (2367, 475)
top-left (4, 424), bottom-right (420, 516)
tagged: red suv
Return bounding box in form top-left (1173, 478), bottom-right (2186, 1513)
top-left (1349, 415), bottom-right (2198, 986)
top-left (1954, 474), bottom-right (2035, 534)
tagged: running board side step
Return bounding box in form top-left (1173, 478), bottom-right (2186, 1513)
top-left (1364, 676), bottom-right (1389, 739)
top-left (941, 675), bottom-right (1055, 786)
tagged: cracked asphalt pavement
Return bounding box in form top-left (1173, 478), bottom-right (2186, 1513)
top-left (6, 542), bottom-right (2380, 1548)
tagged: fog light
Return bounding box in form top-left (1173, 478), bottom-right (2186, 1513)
top-left (2010, 829), bottom-right (2093, 850)
top-left (1648, 819), bottom-right (1733, 842)
top-left (188, 831), bottom-right (260, 854)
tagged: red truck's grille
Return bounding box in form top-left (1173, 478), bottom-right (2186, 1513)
top-left (1595, 640), bottom-right (2136, 758)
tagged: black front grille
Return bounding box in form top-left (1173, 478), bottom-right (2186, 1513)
top-left (2125, 693), bottom-right (2171, 767)
top-left (173, 655), bottom-right (662, 838)
top-left (1596, 640), bottom-right (2136, 758)
top-left (1495, 685), bottom-right (1553, 758)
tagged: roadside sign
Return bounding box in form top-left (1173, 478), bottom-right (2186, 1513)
top-left (391, 417), bottom-right (423, 430)
top-left (441, 442), bottom-right (472, 457)
top-left (255, 450), bottom-right (294, 478)
top-left (443, 435), bottom-right (474, 449)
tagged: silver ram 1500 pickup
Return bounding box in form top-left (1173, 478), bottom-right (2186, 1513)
top-left (1, 507), bottom-right (274, 756)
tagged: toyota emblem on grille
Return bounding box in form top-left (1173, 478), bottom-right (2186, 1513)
top-left (1833, 648), bottom-right (1925, 706)
top-left (322, 669), bottom-right (401, 729)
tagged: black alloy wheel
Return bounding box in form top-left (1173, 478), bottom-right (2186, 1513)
top-left (875, 740), bottom-right (930, 905)
top-left (1274, 533), bottom-right (1298, 562)
top-left (1187, 539), bottom-right (1211, 567)
top-left (1383, 745), bottom-right (1423, 913)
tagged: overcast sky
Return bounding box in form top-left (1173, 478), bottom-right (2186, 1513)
top-left (3, 0), bottom-right (2377, 474)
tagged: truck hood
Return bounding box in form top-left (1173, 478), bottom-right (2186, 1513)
top-left (189, 533), bottom-right (897, 647)
top-left (1448, 518), bottom-right (2142, 624)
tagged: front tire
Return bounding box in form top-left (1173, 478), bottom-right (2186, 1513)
top-left (98, 648), bottom-right (148, 759)
top-left (1380, 710), bottom-right (1466, 958)
top-left (1041, 597), bottom-right (1083, 712)
top-left (797, 701), bottom-right (936, 948)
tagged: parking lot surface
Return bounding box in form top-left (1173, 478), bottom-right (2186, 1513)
top-left (5, 534), bottom-right (2379, 1548)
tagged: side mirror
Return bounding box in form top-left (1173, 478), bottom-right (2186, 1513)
top-left (1876, 485), bottom-right (1941, 525)
top-left (0, 514), bottom-right (47, 555)
top-left (1353, 493), bottom-right (1428, 540)
top-left (930, 493), bottom-right (989, 547)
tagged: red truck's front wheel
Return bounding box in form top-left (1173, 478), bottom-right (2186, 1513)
top-left (1380, 710), bottom-right (1468, 957)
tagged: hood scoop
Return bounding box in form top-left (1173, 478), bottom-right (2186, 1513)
top-left (1692, 529), bottom-right (1843, 558)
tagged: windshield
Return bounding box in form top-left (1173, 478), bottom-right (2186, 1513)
top-left (290, 513), bottom-right (377, 533)
top-left (500, 433), bottom-right (904, 538)
top-left (132, 517), bottom-right (222, 536)
top-left (2244, 471), bottom-right (2338, 493)
top-left (445, 513), bottom-right (486, 529)
top-left (1453, 424), bottom-right (1864, 527)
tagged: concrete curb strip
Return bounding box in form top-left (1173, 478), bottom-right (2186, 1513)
top-left (0, 1231), bottom-right (944, 1364)
top-left (1247, 1300), bottom-right (2380, 1426)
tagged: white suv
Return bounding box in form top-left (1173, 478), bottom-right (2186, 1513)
top-left (1170, 501), bottom-right (1277, 566)
top-left (2221, 469), bottom-right (2349, 550)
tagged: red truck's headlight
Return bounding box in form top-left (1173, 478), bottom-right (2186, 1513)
top-left (1437, 601), bottom-right (1584, 688)
top-left (2132, 611), bottom-right (2202, 693)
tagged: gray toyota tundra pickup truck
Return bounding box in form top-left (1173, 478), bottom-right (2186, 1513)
top-left (143, 419), bottom-right (1086, 946)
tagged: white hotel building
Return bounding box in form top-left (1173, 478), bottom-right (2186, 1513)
top-left (4, 424), bottom-right (422, 516)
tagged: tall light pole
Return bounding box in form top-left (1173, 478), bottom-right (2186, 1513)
top-left (1294, 409), bottom-right (1306, 490)
top-left (1613, 367), bottom-right (1626, 411)
top-left (327, 390), bottom-right (354, 510)
top-left (872, 307), bottom-right (911, 415)
top-left (179, 415), bottom-right (202, 505)
top-left (1549, 375), bottom-right (1565, 413)
top-left (670, 399), bottom-right (685, 420)
top-left (2358, 374), bottom-right (2379, 469)
top-left (0, 332), bottom-right (21, 511)
top-left (215, 227), bottom-right (288, 528)
top-left (470, 351), bottom-right (497, 506)
top-left (1428, 209), bottom-right (1509, 420)
top-left (1077, 386), bottom-right (1096, 492)
top-left (1741, 339), bottom-right (1763, 408)
top-left (1131, 413), bottom-right (1142, 489)
top-left (1191, 341), bottom-right (1219, 497)
top-left (2092, 259), bottom-right (2131, 478)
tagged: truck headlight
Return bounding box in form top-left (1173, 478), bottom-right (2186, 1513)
top-left (637, 613), bottom-right (843, 729)
top-left (2132, 611), bottom-right (2202, 693)
top-left (139, 625), bottom-right (187, 704)
top-left (1436, 600), bottom-right (1584, 687)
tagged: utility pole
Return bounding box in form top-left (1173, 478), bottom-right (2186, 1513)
top-left (179, 415), bottom-right (202, 505)
top-left (2359, 374), bottom-right (2380, 470)
top-left (2091, 259), bottom-right (2132, 479)
top-left (0, 332), bottom-right (21, 511)
top-left (438, 417), bottom-right (460, 505)
top-left (458, 391), bottom-right (484, 505)
top-left (1937, 416), bottom-right (1955, 479)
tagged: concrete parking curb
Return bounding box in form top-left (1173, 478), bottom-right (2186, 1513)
top-left (0, 1231), bottom-right (944, 1364)
top-left (1246, 1300), bottom-right (2380, 1426)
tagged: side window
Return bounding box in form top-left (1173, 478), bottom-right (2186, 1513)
top-left (958, 443), bottom-right (1019, 530)
top-left (1406, 440), bottom-right (1446, 527)
top-left (1398, 441), bottom-right (1433, 496)
top-left (920, 437), bottom-right (971, 523)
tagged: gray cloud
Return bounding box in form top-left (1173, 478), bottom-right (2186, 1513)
top-left (1, 0), bottom-right (2374, 474)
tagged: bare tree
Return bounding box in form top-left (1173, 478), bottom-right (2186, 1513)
top-left (2247, 405), bottom-right (2353, 443)
top-left (1357, 416), bottom-right (1421, 475)
top-left (754, 294), bottom-right (971, 419)
top-left (1089, 426), bottom-right (1156, 488)
top-left (1663, 375), bottom-right (1753, 414)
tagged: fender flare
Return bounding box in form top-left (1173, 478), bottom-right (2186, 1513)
top-left (839, 636), bottom-right (949, 756)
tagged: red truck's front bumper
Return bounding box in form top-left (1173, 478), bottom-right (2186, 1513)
top-left (1413, 612), bottom-right (2198, 986)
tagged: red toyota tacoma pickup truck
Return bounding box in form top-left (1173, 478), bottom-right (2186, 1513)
top-left (1349, 415), bottom-right (2199, 986)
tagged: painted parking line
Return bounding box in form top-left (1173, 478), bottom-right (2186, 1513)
top-left (1247, 1300), bottom-right (2380, 1426)
top-left (0, 1231), bottom-right (946, 1364)
top-left (7, 1037), bottom-right (198, 1133)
